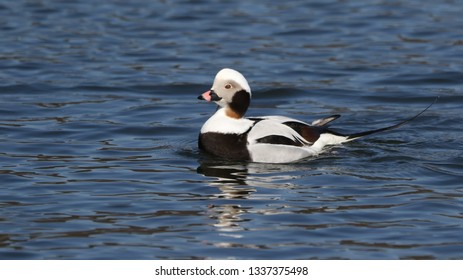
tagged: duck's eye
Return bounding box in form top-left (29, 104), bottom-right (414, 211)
top-left (225, 84), bottom-right (232, 89)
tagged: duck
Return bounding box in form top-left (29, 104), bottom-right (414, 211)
top-left (197, 68), bottom-right (436, 163)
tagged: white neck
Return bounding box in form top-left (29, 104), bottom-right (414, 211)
top-left (200, 107), bottom-right (254, 134)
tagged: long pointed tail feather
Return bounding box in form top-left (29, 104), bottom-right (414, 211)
top-left (334, 96), bottom-right (438, 142)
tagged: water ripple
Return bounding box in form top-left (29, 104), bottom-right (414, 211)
top-left (1, 0), bottom-right (462, 260)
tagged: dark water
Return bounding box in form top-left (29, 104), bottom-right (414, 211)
top-left (1, 0), bottom-right (462, 259)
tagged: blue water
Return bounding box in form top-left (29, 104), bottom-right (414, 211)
top-left (1, 0), bottom-right (462, 259)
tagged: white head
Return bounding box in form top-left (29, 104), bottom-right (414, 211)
top-left (198, 68), bottom-right (252, 118)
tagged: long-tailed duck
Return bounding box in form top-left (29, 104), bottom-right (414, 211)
top-left (198, 68), bottom-right (436, 163)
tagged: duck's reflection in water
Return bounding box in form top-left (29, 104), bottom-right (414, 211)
top-left (197, 160), bottom-right (253, 238)
top-left (196, 159), bottom-right (299, 241)
top-left (197, 161), bottom-right (250, 187)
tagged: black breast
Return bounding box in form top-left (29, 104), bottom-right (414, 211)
top-left (198, 132), bottom-right (250, 161)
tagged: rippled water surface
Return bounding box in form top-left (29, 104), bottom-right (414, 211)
top-left (1, 0), bottom-right (462, 259)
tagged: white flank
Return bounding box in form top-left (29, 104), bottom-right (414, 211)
top-left (249, 144), bottom-right (317, 163)
top-left (248, 133), bottom-right (348, 163)
top-left (247, 119), bottom-right (308, 145)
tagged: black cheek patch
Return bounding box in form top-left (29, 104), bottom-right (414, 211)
top-left (229, 90), bottom-right (251, 118)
